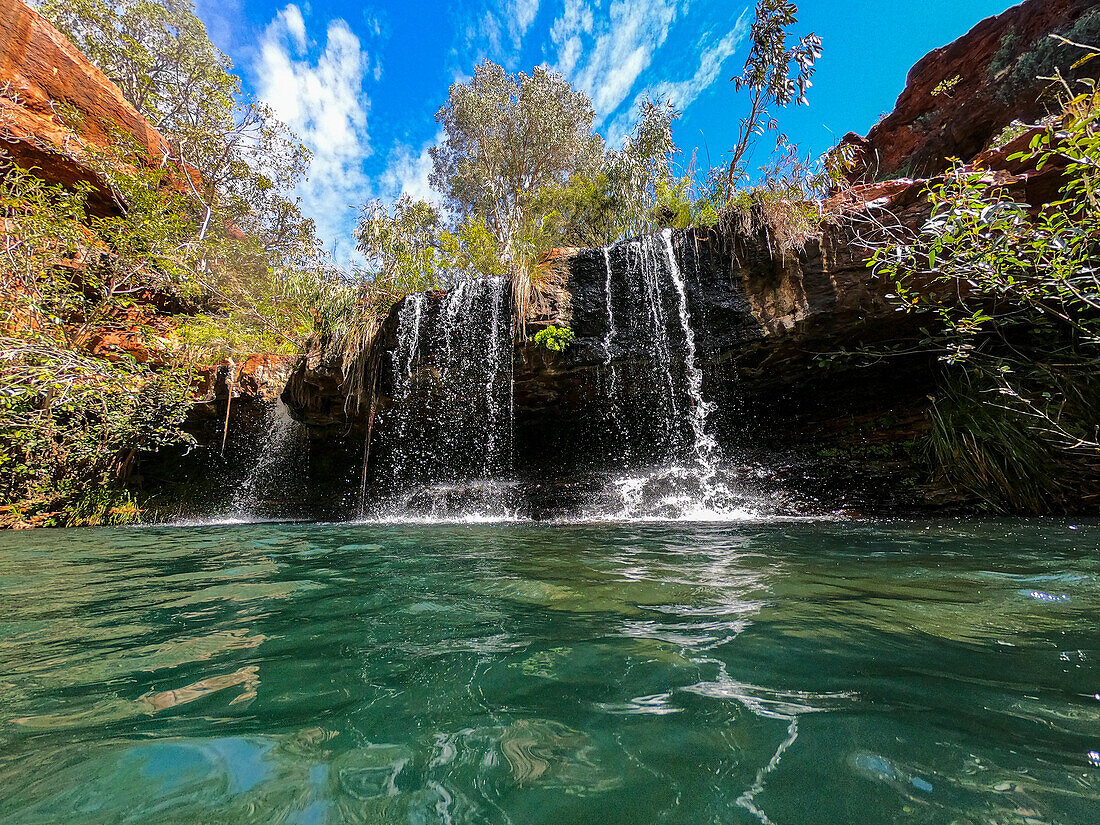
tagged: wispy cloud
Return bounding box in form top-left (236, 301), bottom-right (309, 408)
top-left (606, 9), bottom-right (751, 147)
top-left (551, 0), bottom-right (679, 122)
top-left (256, 4), bottom-right (372, 264)
top-left (647, 14), bottom-right (750, 111)
top-left (377, 132), bottom-right (443, 206)
top-left (507, 0), bottom-right (542, 44)
top-left (455, 0), bottom-right (542, 67)
top-left (549, 0), bottom-right (593, 78)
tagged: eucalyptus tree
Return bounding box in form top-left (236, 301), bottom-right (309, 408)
top-left (38, 0), bottom-right (313, 270)
top-left (355, 196), bottom-right (444, 300)
top-left (429, 60), bottom-right (604, 260)
top-left (604, 97), bottom-right (681, 238)
top-left (727, 0), bottom-right (822, 188)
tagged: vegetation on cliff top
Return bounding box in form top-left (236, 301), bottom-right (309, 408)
top-left (354, 0), bottom-right (828, 335)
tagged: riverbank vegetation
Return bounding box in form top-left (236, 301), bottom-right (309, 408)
top-left (1, 0), bottom-right (346, 525)
top-left (353, 0), bottom-right (827, 333)
top-left (870, 50), bottom-right (1100, 511)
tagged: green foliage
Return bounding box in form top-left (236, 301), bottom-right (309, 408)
top-left (989, 119), bottom-right (1032, 149)
top-left (530, 98), bottom-right (715, 246)
top-left (0, 1), bottom-right (362, 526)
top-left (727, 0), bottom-right (821, 188)
top-left (869, 69), bottom-right (1100, 509)
top-left (532, 325), bottom-right (575, 352)
top-left (39, 0), bottom-right (310, 216)
top-left (0, 158), bottom-right (201, 524)
top-left (429, 60), bottom-right (604, 260)
top-left (440, 217), bottom-right (509, 279)
top-left (872, 159), bottom-right (1099, 365)
top-left (988, 27), bottom-right (1021, 78)
top-left (0, 340), bottom-right (194, 525)
top-left (38, 0), bottom-right (325, 296)
top-left (924, 375), bottom-right (1070, 513)
top-left (715, 144), bottom-right (825, 255)
top-left (994, 11), bottom-right (1100, 104)
top-left (931, 75), bottom-right (961, 98)
top-left (356, 195), bottom-right (445, 304)
top-left (362, 6), bottom-right (825, 328)
top-left (602, 98), bottom-right (682, 238)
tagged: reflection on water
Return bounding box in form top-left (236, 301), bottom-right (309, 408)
top-left (0, 521), bottom-right (1097, 824)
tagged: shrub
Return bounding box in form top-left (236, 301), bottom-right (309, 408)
top-left (867, 66), bottom-right (1100, 509)
top-left (532, 325), bottom-right (576, 352)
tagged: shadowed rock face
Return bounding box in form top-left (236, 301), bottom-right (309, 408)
top-left (507, 226), bottom-right (914, 466)
top-left (280, 217), bottom-right (934, 515)
top-left (840, 0), bottom-right (1100, 183)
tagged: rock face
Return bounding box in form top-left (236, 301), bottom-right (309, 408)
top-left (841, 0), bottom-right (1099, 183)
top-left (0, 0), bottom-right (173, 215)
top-left (282, 217), bottom-right (934, 514)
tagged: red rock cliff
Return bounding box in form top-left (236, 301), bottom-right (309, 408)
top-left (0, 0), bottom-right (171, 214)
top-left (842, 0), bottom-right (1100, 183)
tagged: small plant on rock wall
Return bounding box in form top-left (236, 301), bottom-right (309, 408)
top-left (532, 325), bottom-right (575, 352)
top-left (931, 75), bottom-right (962, 98)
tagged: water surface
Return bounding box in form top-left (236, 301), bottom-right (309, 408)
top-left (0, 521), bottom-right (1097, 824)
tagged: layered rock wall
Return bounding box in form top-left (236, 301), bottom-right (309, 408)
top-left (0, 0), bottom-right (174, 214)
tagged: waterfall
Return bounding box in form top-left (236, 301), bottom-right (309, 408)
top-left (661, 229), bottom-right (719, 471)
top-left (594, 229), bottom-right (748, 520)
top-left (227, 400), bottom-right (304, 521)
top-left (353, 230), bottom-right (757, 522)
top-left (368, 276), bottom-right (517, 519)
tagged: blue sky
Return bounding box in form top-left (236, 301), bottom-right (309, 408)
top-left (192, 0), bottom-right (1015, 262)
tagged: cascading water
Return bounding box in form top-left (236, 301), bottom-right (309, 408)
top-left (368, 275), bottom-right (517, 520)
top-left (592, 229), bottom-right (752, 520)
top-left (225, 400), bottom-right (304, 521)
top-left (354, 230), bottom-right (760, 523)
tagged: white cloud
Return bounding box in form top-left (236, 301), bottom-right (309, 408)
top-left (605, 9), bottom-right (751, 147)
top-left (549, 0), bottom-right (593, 77)
top-left (256, 5), bottom-right (372, 264)
top-left (507, 0), bottom-right (541, 43)
top-left (647, 16), bottom-right (749, 111)
top-left (279, 4), bottom-right (308, 54)
top-left (456, 0), bottom-right (542, 66)
top-left (552, 0), bottom-right (679, 123)
top-left (378, 132), bottom-right (443, 206)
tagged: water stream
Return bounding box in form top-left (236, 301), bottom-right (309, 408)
top-left (371, 275), bottom-right (516, 520)
top-left (222, 400), bottom-right (304, 522)
top-left (594, 229), bottom-right (744, 520)
top-left (235, 231), bottom-right (751, 523)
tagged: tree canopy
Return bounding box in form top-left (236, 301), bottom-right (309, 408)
top-left (38, 0), bottom-right (317, 274)
top-left (429, 61), bottom-right (604, 260)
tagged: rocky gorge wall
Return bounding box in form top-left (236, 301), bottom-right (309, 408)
top-left (4, 0), bottom-right (1096, 520)
top-left (283, 215), bottom-right (939, 517)
top-left (0, 0), bottom-right (306, 524)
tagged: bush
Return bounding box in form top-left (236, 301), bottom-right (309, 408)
top-left (532, 325), bottom-right (576, 352)
top-left (868, 69), bottom-right (1100, 510)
